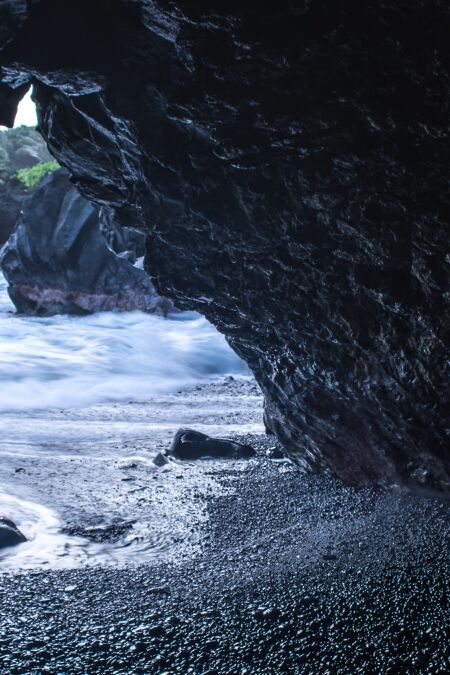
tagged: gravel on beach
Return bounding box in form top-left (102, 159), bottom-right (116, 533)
top-left (0, 379), bottom-right (449, 674)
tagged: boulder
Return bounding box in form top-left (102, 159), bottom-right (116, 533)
top-left (169, 428), bottom-right (256, 461)
top-left (0, 169), bottom-right (174, 316)
top-left (0, 517), bottom-right (27, 550)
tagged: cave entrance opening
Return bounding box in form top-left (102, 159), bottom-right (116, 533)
top-left (0, 88), bottom-right (37, 131)
top-left (0, 84), bottom-right (261, 570)
top-left (0, 82), bottom-right (253, 420)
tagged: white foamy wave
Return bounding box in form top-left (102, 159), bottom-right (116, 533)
top-left (0, 489), bottom-right (77, 569)
top-left (0, 273), bottom-right (248, 412)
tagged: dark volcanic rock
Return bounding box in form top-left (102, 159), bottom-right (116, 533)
top-left (169, 428), bottom-right (256, 460)
top-left (153, 451), bottom-right (170, 468)
top-left (62, 520), bottom-right (135, 544)
top-left (0, 175), bottom-right (27, 244)
top-left (100, 208), bottom-right (147, 264)
top-left (0, 517), bottom-right (26, 550)
top-left (0, 1), bottom-right (448, 487)
top-left (0, 169), bottom-right (173, 315)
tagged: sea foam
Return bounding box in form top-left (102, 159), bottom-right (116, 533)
top-left (0, 273), bottom-right (248, 412)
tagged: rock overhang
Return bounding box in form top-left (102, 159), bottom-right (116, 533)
top-left (0, 0), bottom-right (448, 488)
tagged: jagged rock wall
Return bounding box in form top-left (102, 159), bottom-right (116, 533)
top-left (0, 169), bottom-right (172, 316)
top-left (0, 1), bottom-right (448, 487)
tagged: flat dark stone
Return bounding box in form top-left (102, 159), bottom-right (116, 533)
top-left (169, 428), bottom-right (256, 461)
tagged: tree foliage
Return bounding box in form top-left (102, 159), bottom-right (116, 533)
top-left (16, 160), bottom-right (59, 188)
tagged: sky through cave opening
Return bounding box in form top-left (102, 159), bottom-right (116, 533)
top-left (0, 89), bottom-right (37, 130)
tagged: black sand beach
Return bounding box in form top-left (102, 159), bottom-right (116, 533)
top-left (0, 379), bottom-right (448, 674)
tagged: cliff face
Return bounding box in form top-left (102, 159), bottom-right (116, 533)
top-left (0, 126), bottom-right (53, 242)
top-left (0, 1), bottom-right (448, 487)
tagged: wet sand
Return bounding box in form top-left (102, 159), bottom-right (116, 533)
top-left (0, 376), bottom-right (261, 568)
top-left (0, 378), bottom-right (449, 673)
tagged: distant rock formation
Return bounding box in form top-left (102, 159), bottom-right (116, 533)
top-left (0, 125), bottom-right (53, 243)
top-left (0, 169), bottom-right (173, 316)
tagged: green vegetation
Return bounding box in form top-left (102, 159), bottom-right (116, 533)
top-left (0, 127), bottom-right (57, 242)
top-left (16, 160), bottom-right (59, 188)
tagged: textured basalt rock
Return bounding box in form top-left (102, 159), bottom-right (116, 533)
top-left (0, 168), bottom-right (172, 315)
top-left (169, 428), bottom-right (256, 461)
top-left (100, 212), bottom-right (147, 264)
top-left (0, 1), bottom-right (448, 487)
top-left (0, 174), bottom-right (27, 244)
top-left (0, 517), bottom-right (27, 550)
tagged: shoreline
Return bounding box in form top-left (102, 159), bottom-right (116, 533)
top-left (0, 379), bottom-right (449, 673)
top-left (0, 376), bottom-right (263, 570)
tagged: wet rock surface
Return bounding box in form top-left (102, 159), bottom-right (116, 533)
top-left (0, 517), bottom-right (26, 549)
top-left (0, 175), bottom-right (28, 244)
top-left (169, 427), bottom-right (256, 460)
top-left (62, 520), bottom-right (136, 544)
top-left (0, 169), bottom-right (172, 315)
top-left (0, 1), bottom-right (448, 486)
top-left (100, 209), bottom-right (147, 264)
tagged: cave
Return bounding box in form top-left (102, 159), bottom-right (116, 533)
top-left (1, 2), bottom-right (449, 672)
top-left (0, 0), bottom-right (448, 489)
top-left (1, 0), bottom-right (450, 496)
